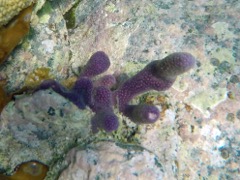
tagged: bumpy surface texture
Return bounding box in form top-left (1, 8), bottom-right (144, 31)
top-left (115, 52), bottom-right (196, 111)
top-left (80, 51), bottom-right (110, 78)
top-left (0, 0), bottom-right (239, 179)
top-left (0, 4), bottom-right (33, 63)
top-left (58, 142), bottom-right (164, 180)
top-left (0, 0), bottom-right (34, 26)
top-left (36, 51), bottom-right (195, 133)
top-left (0, 89), bottom-right (90, 175)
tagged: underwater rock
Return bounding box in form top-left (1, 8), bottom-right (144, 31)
top-left (0, 0), bottom-right (239, 179)
top-left (58, 141), bottom-right (164, 179)
top-left (24, 67), bottom-right (54, 88)
top-left (0, 89), bottom-right (91, 175)
top-left (1, 0), bottom-right (70, 92)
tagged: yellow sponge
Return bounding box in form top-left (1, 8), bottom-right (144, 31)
top-left (0, 0), bottom-right (34, 27)
top-left (0, 4), bottom-right (34, 64)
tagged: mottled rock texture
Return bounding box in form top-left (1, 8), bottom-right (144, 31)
top-left (58, 141), bottom-right (164, 180)
top-left (0, 0), bottom-right (239, 179)
top-left (0, 89), bottom-right (90, 175)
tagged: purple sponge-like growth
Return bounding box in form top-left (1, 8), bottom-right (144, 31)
top-left (123, 104), bottom-right (160, 124)
top-left (72, 77), bottom-right (93, 107)
top-left (36, 79), bottom-right (67, 95)
top-left (35, 79), bottom-right (70, 97)
top-left (91, 110), bottom-right (119, 133)
top-left (80, 51), bottom-right (110, 78)
top-left (93, 74), bottom-right (116, 88)
top-left (64, 91), bottom-right (87, 109)
top-left (90, 86), bottom-right (118, 133)
top-left (150, 52), bottom-right (196, 81)
top-left (36, 51), bottom-right (196, 132)
top-left (114, 52), bottom-right (196, 111)
top-left (91, 86), bottom-right (112, 112)
top-left (37, 78), bottom-right (93, 109)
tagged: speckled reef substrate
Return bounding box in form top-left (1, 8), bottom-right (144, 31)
top-left (0, 0), bottom-right (239, 179)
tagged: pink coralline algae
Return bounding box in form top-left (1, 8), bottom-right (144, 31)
top-left (37, 51), bottom-right (196, 133)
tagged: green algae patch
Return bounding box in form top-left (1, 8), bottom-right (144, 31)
top-left (186, 88), bottom-right (227, 118)
top-left (63, 0), bottom-right (81, 29)
top-left (123, 61), bottom-right (146, 76)
top-left (211, 22), bottom-right (236, 41)
top-left (211, 48), bottom-right (235, 64)
top-left (172, 75), bottom-right (190, 92)
top-left (37, 1), bottom-right (53, 23)
top-left (104, 2), bottom-right (118, 13)
top-left (63, 5), bottom-right (77, 29)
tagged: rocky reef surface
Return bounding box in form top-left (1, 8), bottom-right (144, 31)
top-left (59, 141), bottom-right (165, 180)
top-left (0, 0), bottom-right (239, 179)
top-left (0, 90), bottom-right (90, 175)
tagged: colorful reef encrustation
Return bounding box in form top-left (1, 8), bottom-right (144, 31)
top-left (0, 160), bottom-right (48, 180)
top-left (0, 4), bottom-right (33, 64)
top-left (36, 51), bottom-right (196, 133)
top-left (0, 0), bottom-right (35, 27)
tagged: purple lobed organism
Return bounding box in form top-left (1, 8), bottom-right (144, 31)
top-left (91, 110), bottom-right (119, 133)
top-left (71, 77), bottom-right (93, 108)
top-left (113, 52), bottom-right (196, 112)
top-left (36, 79), bottom-right (67, 95)
top-left (93, 74), bottom-right (116, 88)
top-left (36, 51), bottom-right (196, 133)
top-left (90, 86), bottom-right (113, 112)
top-left (123, 104), bottom-right (160, 124)
top-left (36, 79), bottom-right (92, 109)
top-left (80, 51), bottom-right (110, 78)
top-left (90, 86), bottom-right (119, 132)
